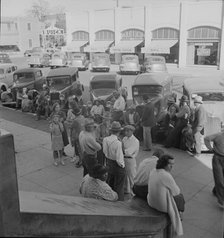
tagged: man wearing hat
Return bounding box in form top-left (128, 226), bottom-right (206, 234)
top-left (79, 118), bottom-right (102, 176)
top-left (70, 108), bottom-right (85, 167)
top-left (103, 121), bottom-right (126, 201)
top-left (122, 125), bottom-right (139, 196)
top-left (192, 96), bottom-right (206, 156)
top-left (141, 95), bottom-right (156, 151)
top-left (112, 91), bottom-right (126, 123)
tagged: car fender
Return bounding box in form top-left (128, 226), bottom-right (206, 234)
top-left (0, 83), bottom-right (8, 92)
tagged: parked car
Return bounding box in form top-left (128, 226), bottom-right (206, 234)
top-left (67, 53), bottom-right (89, 70)
top-left (119, 54), bottom-right (140, 74)
top-left (89, 74), bottom-right (122, 104)
top-left (0, 53), bottom-right (12, 63)
top-left (1, 68), bottom-right (45, 106)
top-left (141, 56), bottom-right (167, 73)
top-left (91, 53), bottom-right (110, 72)
top-left (27, 52), bottom-right (51, 68)
top-left (49, 52), bottom-right (68, 69)
top-left (46, 67), bottom-right (80, 106)
top-left (183, 77), bottom-right (224, 150)
top-left (0, 63), bottom-right (17, 93)
top-left (132, 72), bottom-right (173, 118)
top-left (24, 50), bottom-right (32, 57)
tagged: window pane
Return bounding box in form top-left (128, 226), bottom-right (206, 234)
top-left (164, 29), bottom-right (169, 38)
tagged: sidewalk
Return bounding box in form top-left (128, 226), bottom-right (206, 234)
top-left (0, 118), bottom-right (223, 237)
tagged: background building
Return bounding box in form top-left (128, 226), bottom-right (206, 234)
top-left (66, 0), bottom-right (224, 69)
top-left (0, 17), bottom-right (42, 54)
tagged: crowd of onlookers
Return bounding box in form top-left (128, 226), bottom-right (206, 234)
top-left (17, 83), bottom-right (224, 236)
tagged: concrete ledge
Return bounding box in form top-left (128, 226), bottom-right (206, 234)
top-left (19, 191), bottom-right (170, 237)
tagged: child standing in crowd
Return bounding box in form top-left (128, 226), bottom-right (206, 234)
top-left (50, 115), bottom-right (65, 166)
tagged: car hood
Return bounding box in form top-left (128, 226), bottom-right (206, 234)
top-left (203, 102), bottom-right (224, 123)
top-left (12, 81), bottom-right (34, 89)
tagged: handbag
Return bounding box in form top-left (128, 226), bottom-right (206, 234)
top-left (173, 193), bottom-right (185, 212)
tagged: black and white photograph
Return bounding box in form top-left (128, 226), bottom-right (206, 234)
top-left (0, 0), bottom-right (224, 237)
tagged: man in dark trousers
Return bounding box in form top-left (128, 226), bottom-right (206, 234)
top-left (204, 131), bottom-right (224, 208)
top-left (141, 95), bottom-right (156, 151)
top-left (103, 121), bottom-right (126, 201)
top-left (192, 96), bottom-right (206, 157)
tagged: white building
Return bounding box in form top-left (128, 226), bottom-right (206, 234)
top-left (66, 0), bottom-right (224, 69)
top-left (0, 17), bottom-right (42, 53)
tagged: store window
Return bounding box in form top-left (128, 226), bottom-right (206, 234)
top-left (29, 39), bottom-right (32, 48)
top-left (72, 31), bottom-right (89, 41)
top-left (121, 28), bottom-right (144, 40)
top-left (27, 23), bottom-right (31, 31)
top-left (150, 28), bottom-right (179, 64)
top-left (95, 30), bottom-right (114, 41)
top-left (187, 26), bottom-right (220, 66)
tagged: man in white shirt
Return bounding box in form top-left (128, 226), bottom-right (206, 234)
top-left (90, 99), bottom-right (105, 123)
top-left (103, 121), bottom-right (126, 201)
top-left (122, 125), bottom-right (139, 196)
top-left (112, 91), bottom-right (126, 123)
top-left (133, 148), bottom-right (164, 200)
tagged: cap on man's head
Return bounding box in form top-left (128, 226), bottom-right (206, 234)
top-left (124, 125), bottom-right (135, 132)
top-left (194, 96), bottom-right (203, 104)
top-left (110, 121), bottom-right (122, 132)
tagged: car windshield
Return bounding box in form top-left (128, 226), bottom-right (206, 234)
top-left (0, 69), bottom-right (5, 74)
top-left (47, 76), bottom-right (71, 90)
top-left (147, 64), bottom-right (167, 72)
top-left (91, 80), bottom-right (116, 97)
top-left (14, 72), bottom-right (34, 83)
top-left (193, 92), bottom-right (224, 102)
top-left (132, 85), bottom-right (163, 104)
top-left (122, 56), bottom-right (138, 62)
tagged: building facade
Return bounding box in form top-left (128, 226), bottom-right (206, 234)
top-left (0, 17), bottom-right (42, 53)
top-left (66, 0), bottom-right (224, 68)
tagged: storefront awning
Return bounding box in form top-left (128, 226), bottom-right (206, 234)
top-left (141, 40), bottom-right (178, 54)
top-left (62, 41), bottom-right (89, 52)
top-left (110, 40), bottom-right (143, 54)
top-left (84, 41), bottom-right (114, 52)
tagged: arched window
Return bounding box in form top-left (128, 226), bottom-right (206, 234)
top-left (188, 26), bottom-right (220, 40)
top-left (95, 30), bottom-right (114, 41)
top-left (72, 31), bottom-right (89, 41)
top-left (152, 28), bottom-right (179, 40)
top-left (121, 28), bottom-right (144, 40)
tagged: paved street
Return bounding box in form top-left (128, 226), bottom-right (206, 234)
top-left (1, 57), bottom-right (224, 237)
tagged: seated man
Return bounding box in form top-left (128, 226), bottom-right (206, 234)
top-left (133, 149), bottom-right (164, 200)
top-left (80, 164), bottom-right (118, 202)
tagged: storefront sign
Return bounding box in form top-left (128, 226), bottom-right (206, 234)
top-left (197, 48), bottom-right (211, 56)
top-left (43, 27), bottom-right (64, 36)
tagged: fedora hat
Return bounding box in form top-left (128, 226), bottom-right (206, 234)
top-left (110, 121), bottom-right (122, 132)
top-left (194, 96), bottom-right (203, 104)
top-left (179, 95), bottom-right (189, 102)
top-left (167, 97), bottom-right (176, 104)
top-left (124, 125), bottom-right (135, 131)
top-left (74, 108), bottom-right (82, 116)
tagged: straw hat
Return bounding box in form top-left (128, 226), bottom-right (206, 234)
top-left (194, 96), bottom-right (203, 104)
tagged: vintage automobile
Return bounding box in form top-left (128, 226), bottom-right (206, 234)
top-left (89, 74), bottom-right (122, 104)
top-left (0, 63), bottom-right (17, 93)
top-left (132, 72), bottom-right (173, 118)
top-left (0, 53), bottom-right (12, 64)
top-left (91, 53), bottom-right (110, 72)
top-left (141, 56), bottom-right (167, 73)
top-left (24, 47), bottom-right (45, 57)
top-left (1, 68), bottom-right (45, 106)
top-left (183, 77), bottom-right (224, 150)
top-left (49, 51), bottom-right (68, 69)
top-left (46, 67), bottom-right (81, 106)
top-left (119, 54), bottom-right (140, 74)
top-left (27, 52), bottom-right (51, 68)
top-left (67, 53), bottom-right (89, 70)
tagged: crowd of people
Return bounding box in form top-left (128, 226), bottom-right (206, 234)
top-left (47, 89), bottom-right (191, 236)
